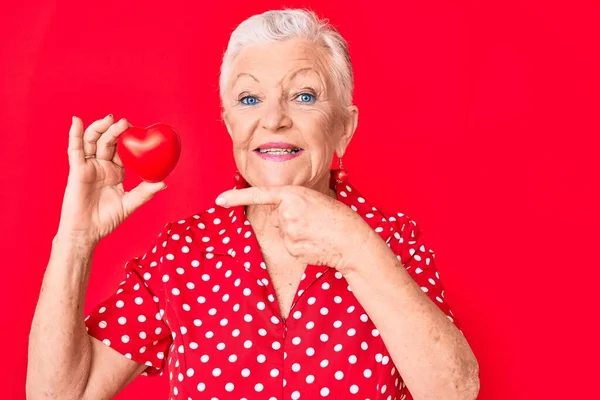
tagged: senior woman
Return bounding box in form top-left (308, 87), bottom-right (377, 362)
top-left (27, 8), bottom-right (479, 400)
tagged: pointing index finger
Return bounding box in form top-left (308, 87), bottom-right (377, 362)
top-left (216, 187), bottom-right (282, 207)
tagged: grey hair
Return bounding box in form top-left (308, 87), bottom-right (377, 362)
top-left (219, 8), bottom-right (354, 113)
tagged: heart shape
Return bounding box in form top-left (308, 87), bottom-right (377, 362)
top-left (117, 123), bottom-right (181, 183)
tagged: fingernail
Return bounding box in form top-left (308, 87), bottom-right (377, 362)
top-left (72, 116), bottom-right (75, 123)
top-left (161, 185), bottom-right (168, 191)
top-left (215, 196), bottom-right (227, 206)
top-left (106, 114), bottom-right (113, 119)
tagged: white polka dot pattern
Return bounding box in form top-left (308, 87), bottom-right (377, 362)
top-left (85, 180), bottom-right (457, 399)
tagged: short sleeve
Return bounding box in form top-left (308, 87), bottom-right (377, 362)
top-left (85, 223), bottom-right (174, 376)
top-left (387, 212), bottom-right (459, 328)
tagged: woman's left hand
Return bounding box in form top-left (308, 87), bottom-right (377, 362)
top-left (215, 186), bottom-right (376, 273)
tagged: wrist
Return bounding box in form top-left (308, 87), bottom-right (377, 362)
top-left (53, 229), bottom-right (98, 253)
top-left (48, 232), bottom-right (96, 297)
top-left (339, 225), bottom-right (385, 275)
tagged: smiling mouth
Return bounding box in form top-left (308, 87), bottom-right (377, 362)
top-left (255, 148), bottom-right (302, 154)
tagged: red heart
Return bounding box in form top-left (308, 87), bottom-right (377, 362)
top-left (117, 123), bottom-right (181, 183)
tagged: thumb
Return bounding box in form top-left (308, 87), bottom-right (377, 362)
top-left (122, 181), bottom-right (167, 216)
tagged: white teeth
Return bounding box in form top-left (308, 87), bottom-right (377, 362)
top-left (258, 148), bottom-right (300, 154)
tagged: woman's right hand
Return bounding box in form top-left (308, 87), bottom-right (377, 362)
top-left (56, 115), bottom-right (167, 245)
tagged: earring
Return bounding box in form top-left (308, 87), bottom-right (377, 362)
top-left (332, 157), bottom-right (349, 185)
top-left (234, 171), bottom-right (248, 189)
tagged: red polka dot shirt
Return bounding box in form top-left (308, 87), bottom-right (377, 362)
top-left (85, 180), bottom-right (459, 399)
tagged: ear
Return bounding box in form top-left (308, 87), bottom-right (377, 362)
top-left (335, 104), bottom-right (359, 158)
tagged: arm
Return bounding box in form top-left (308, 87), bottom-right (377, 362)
top-left (27, 234), bottom-right (146, 400)
top-left (342, 225), bottom-right (480, 400)
top-left (27, 115), bottom-right (168, 399)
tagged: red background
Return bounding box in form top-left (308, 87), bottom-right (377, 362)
top-left (1, 0), bottom-right (598, 398)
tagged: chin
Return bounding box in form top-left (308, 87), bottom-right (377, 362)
top-left (253, 176), bottom-right (295, 188)
top-left (250, 170), bottom-right (307, 188)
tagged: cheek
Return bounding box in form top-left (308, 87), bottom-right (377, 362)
top-left (228, 116), bottom-right (257, 150)
top-left (296, 109), bottom-right (339, 151)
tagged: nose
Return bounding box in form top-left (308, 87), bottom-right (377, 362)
top-left (261, 98), bottom-right (292, 132)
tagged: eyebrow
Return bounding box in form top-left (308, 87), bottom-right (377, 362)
top-left (231, 67), bottom-right (321, 88)
top-left (285, 67), bottom-right (321, 83)
top-left (232, 73), bottom-right (259, 87)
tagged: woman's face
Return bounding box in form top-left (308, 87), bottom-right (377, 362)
top-left (221, 39), bottom-right (358, 192)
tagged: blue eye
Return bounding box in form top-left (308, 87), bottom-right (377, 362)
top-left (240, 96), bottom-right (260, 106)
top-left (297, 93), bottom-right (315, 103)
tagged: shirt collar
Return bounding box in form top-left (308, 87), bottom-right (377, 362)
top-left (189, 176), bottom-right (395, 259)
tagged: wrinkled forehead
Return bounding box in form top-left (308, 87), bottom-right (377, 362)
top-left (227, 40), bottom-right (333, 91)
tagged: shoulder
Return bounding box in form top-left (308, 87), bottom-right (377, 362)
top-left (384, 210), bottom-right (421, 239)
top-left (376, 207), bottom-right (436, 266)
top-left (164, 205), bottom-right (232, 233)
top-left (154, 205), bottom-right (239, 255)
top-left (337, 181), bottom-right (430, 257)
